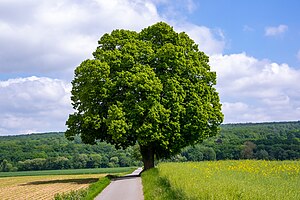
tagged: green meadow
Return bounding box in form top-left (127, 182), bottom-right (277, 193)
top-left (142, 160), bottom-right (300, 200)
top-left (0, 167), bottom-right (135, 177)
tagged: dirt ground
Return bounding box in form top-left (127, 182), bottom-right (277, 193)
top-left (0, 174), bottom-right (105, 200)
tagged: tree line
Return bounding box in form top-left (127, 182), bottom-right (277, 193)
top-left (170, 121), bottom-right (300, 162)
top-left (0, 133), bottom-right (142, 172)
top-left (1, 121), bottom-right (300, 172)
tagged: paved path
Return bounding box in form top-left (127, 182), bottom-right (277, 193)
top-left (94, 167), bottom-right (144, 200)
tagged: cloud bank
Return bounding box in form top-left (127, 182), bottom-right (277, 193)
top-left (0, 77), bottom-right (72, 135)
top-left (0, 0), bottom-right (160, 79)
top-left (210, 53), bottom-right (300, 123)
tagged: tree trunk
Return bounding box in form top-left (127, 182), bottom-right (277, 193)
top-left (140, 144), bottom-right (155, 171)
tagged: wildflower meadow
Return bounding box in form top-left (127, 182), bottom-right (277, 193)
top-left (150, 160), bottom-right (300, 200)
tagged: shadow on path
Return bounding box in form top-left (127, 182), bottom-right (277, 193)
top-left (107, 174), bottom-right (140, 181)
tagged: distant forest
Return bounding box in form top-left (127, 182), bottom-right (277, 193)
top-left (1, 121), bottom-right (299, 172)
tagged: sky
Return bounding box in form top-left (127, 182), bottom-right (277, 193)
top-left (0, 0), bottom-right (300, 135)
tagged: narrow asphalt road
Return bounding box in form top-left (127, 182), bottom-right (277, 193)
top-left (94, 167), bottom-right (144, 200)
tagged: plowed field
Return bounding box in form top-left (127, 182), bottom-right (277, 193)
top-left (0, 174), bottom-right (105, 200)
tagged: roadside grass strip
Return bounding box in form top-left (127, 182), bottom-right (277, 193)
top-left (54, 176), bottom-right (111, 200)
top-left (142, 168), bottom-right (187, 200)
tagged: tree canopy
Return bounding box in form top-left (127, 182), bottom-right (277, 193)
top-left (66, 22), bottom-right (223, 170)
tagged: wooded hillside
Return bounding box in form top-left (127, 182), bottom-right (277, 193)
top-left (177, 121), bottom-right (300, 162)
top-left (0, 132), bottom-right (141, 172)
top-left (1, 121), bottom-right (299, 172)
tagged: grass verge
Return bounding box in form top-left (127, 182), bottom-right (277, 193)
top-left (54, 176), bottom-right (111, 200)
top-left (141, 168), bottom-right (186, 200)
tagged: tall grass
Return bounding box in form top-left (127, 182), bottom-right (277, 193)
top-left (141, 168), bottom-right (187, 200)
top-left (143, 160), bottom-right (300, 200)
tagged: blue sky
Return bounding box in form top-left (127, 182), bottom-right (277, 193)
top-left (175, 0), bottom-right (300, 67)
top-left (0, 0), bottom-right (300, 135)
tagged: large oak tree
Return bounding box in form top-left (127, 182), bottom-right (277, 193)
top-left (66, 22), bottom-right (223, 170)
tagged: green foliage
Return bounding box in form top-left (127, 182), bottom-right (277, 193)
top-left (176, 121), bottom-right (300, 161)
top-left (0, 132), bottom-right (141, 172)
top-left (217, 122), bottom-right (300, 160)
top-left (66, 22), bottom-right (223, 169)
top-left (240, 141), bottom-right (256, 159)
top-left (0, 159), bottom-right (16, 172)
top-left (54, 176), bottom-right (110, 200)
top-left (181, 146), bottom-right (204, 161)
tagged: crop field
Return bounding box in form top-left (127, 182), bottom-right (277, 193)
top-left (0, 167), bottom-right (134, 200)
top-left (142, 160), bottom-right (300, 200)
top-left (0, 174), bottom-right (105, 200)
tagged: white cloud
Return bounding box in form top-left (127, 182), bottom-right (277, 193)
top-left (210, 53), bottom-right (300, 123)
top-left (222, 102), bottom-right (269, 123)
top-left (175, 23), bottom-right (226, 55)
top-left (0, 77), bottom-right (73, 135)
top-left (0, 0), bottom-right (161, 79)
top-left (265, 24), bottom-right (288, 36)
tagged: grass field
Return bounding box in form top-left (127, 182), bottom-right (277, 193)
top-left (0, 167), bottom-right (135, 200)
top-left (0, 167), bottom-right (135, 177)
top-left (142, 160), bottom-right (300, 200)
